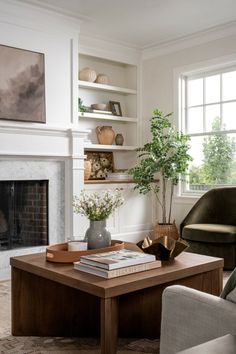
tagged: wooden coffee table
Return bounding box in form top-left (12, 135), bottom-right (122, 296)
top-left (10, 251), bottom-right (223, 354)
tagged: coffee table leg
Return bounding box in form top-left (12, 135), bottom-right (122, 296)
top-left (101, 297), bottom-right (119, 354)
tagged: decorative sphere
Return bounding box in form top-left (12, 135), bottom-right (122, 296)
top-left (79, 67), bottom-right (97, 82)
top-left (95, 73), bottom-right (109, 84)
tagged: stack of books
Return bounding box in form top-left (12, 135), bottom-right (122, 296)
top-left (90, 109), bottom-right (113, 115)
top-left (74, 249), bottom-right (161, 278)
top-left (106, 172), bottom-right (133, 181)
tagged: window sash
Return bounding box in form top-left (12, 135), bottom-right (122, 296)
top-left (181, 66), bottom-right (236, 195)
top-left (184, 70), bottom-right (236, 136)
top-left (184, 64), bottom-right (236, 80)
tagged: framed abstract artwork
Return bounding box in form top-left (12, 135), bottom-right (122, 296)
top-left (0, 44), bottom-right (46, 123)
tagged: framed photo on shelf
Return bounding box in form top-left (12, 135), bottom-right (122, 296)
top-left (0, 44), bottom-right (46, 123)
top-left (85, 151), bottom-right (114, 179)
top-left (109, 101), bottom-right (122, 116)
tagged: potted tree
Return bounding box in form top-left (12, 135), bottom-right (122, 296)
top-left (129, 108), bottom-right (192, 239)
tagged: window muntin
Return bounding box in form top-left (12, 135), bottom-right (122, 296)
top-left (205, 75), bottom-right (220, 104)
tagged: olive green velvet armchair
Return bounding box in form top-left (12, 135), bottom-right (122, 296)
top-left (181, 187), bottom-right (236, 269)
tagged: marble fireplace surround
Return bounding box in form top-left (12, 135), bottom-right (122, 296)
top-left (0, 124), bottom-right (88, 279)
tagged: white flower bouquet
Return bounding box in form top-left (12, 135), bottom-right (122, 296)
top-left (73, 189), bottom-right (124, 221)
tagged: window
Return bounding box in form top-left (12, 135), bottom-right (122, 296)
top-left (181, 67), bottom-right (236, 194)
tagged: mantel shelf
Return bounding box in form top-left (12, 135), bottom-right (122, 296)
top-left (84, 143), bottom-right (137, 152)
top-left (78, 80), bottom-right (137, 95)
top-left (79, 112), bottom-right (138, 123)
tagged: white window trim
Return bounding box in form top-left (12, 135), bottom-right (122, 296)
top-left (173, 52), bottom-right (236, 199)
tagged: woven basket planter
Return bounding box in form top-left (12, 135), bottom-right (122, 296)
top-left (153, 221), bottom-right (179, 240)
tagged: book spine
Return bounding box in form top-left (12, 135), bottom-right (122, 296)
top-left (79, 259), bottom-right (110, 270)
top-left (75, 260), bottom-right (161, 278)
top-left (91, 110), bottom-right (112, 114)
top-left (80, 256), bottom-right (156, 270)
top-left (108, 263), bottom-right (156, 277)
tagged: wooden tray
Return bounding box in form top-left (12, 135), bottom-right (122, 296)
top-left (46, 240), bottom-right (124, 263)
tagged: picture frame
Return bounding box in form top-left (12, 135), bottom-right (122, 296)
top-left (85, 151), bottom-right (114, 179)
top-left (109, 101), bottom-right (122, 116)
top-left (0, 44), bottom-right (46, 123)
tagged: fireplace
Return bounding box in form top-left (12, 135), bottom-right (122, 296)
top-left (0, 180), bottom-right (48, 250)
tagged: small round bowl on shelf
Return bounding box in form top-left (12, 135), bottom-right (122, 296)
top-left (91, 103), bottom-right (107, 110)
top-left (95, 73), bottom-right (109, 84)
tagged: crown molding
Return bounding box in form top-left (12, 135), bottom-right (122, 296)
top-left (142, 20), bottom-right (236, 60)
top-left (79, 33), bottom-right (142, 65)
top-left (4, 1), bottom-right (236, 62)
top-left (1, 0), bottom-right (82, 32)
top-left (16, 0), bottom-right (87, 22)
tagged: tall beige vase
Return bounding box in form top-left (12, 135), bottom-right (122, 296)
top-left (96, 126), bottom-right (115, 145)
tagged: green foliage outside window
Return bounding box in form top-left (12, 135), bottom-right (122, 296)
top-left (189, 117), bottom-right (235, 187)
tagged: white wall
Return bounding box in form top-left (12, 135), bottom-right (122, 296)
top-left (142, 33), bottom-right (236, 227)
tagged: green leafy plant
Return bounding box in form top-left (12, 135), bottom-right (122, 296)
top-left (129, 108), bottom-right (192, 223)
top-left (78, 97), bottom-right (87, 113)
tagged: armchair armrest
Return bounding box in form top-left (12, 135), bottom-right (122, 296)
top-left (160, 285), bottom-right (236, 354)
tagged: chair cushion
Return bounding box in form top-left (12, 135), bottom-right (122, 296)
top-left (221, 268), bottom-right (236, 303)
top-left (226, 287), bottom-right (236, 303)
top-left (182, 224), bottom-right (236, 243)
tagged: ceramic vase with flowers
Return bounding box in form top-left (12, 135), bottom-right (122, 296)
top-left (73, 189), bottom-right (124, 249)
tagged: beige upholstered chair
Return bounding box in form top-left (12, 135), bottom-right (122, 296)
top-left (160, 285), bottom-right (236, 354)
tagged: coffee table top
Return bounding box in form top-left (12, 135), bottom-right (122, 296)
top-left (10, 250), bottom-right (223, 298)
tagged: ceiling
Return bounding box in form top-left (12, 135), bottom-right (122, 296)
top-left (21, 0), bottom-right (236, 49)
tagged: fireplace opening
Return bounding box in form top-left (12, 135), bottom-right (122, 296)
top-left (0, 180), bottom-right (48, 250)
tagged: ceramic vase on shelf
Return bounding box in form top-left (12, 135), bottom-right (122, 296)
top-left (79, 67), bottom-right (97, 82)
top-left (95, 73), bottom-right (109, 84)
top-left (84, 160), bottom-right (91, 180)
top-left (96, 126), bottom-right (115, 145)
top-left (84, 219), bottom-right (111, 249)
top-left (115, 133), bottom-right (124, 146)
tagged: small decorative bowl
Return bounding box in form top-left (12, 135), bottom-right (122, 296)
top-left (95, 73), bottom-right (109, 84)
top-left (137, 236), bottom-right (189, 261)
top-left (91, 103), bottom-right (107, 110)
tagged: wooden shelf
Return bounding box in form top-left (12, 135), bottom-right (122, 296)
top-left (84, 179), bottom-right (135, 184)
top-left (78, 80), bottom-right (137, 95)
top-left (84, 143), bottom-right (137, 152)
top-left (84, 178), bottom-right (159, 184)
top-left (79, 112), bottom-right (138, 123)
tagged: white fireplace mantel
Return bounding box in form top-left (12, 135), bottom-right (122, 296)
top-left (0, 121), bottom-right (89, 217)
top-left (0, 123), bottom-right (89, 157)
top-left (0, 122), bottom-right (88, 277)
